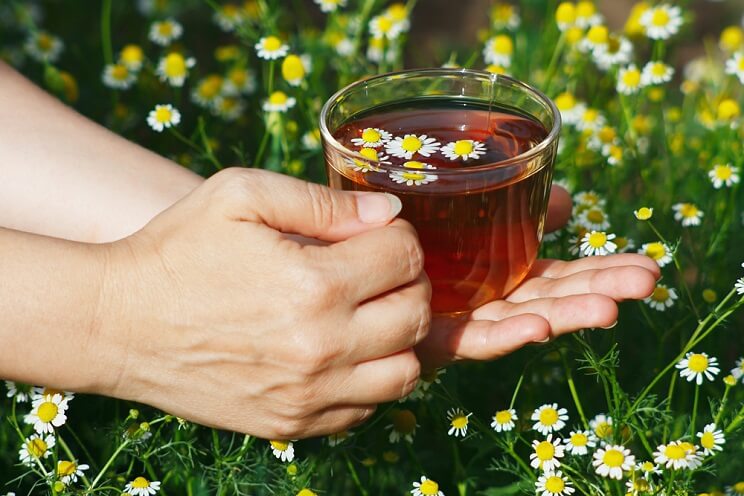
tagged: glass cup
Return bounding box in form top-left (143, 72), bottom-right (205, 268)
top-left (320, 68), bottom-right (561, 316)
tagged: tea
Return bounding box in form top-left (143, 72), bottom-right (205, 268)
top-left (327, 99), bottom-right (553, 315)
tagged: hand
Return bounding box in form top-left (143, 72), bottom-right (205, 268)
top-left (96, 168), bottom-right (431, 439)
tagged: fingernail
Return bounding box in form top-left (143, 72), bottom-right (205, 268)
top-left (600, 321), bottom-right (618, 330)
top-left (355, 193), bottom-right (402, 224)
top-left (534, 336), bottom-right (551, 344)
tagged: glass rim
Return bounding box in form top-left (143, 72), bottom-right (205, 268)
top-left (319, 68), bottom-right (561, 175)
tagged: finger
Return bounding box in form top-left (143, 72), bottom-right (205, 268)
top-left (334, 350), bottom-right (421, 405)
top-left (472, 294), bottom-right (619, 335)
top-left (415, 314), bottom-right (550, 369)
top-left (507, 265), bottom-right (658, 303)
top-left (545, 185), bottom-right (572, 233)
top-left (529, 254), bottom-right (661, 279)
top-left (348, 274), bottom-right (432, 361)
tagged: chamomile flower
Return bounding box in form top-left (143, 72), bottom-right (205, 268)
top-left (119, 44), bottom-right (145, 71)
top-left (404, 369), bottom-right (446, 401)
top-left (327, 33), bottom-right (354, 56)
top-left (574, 191), bottom-right (606, 208)
top-left (593, 444), bottom-right (635, 480)
top-left (146, 104), bottom-right (181, 132)
top-left (386, 134), bottom-right (440, 159)
top-left (536, 471), bottom-right (575, 496)
top-left (57, 460), bottom-right (89, 485)
top-left (638, 242), bottom-right (673, 267)
top-left (589, 414), bottom-right (613, 440)
top-left (367, 37), bottom-right (387, 63)
top-left (148, 19), bottom-right (183, 46)
top-left (155, 52), bottom-right (195, 87)
top-left (411, 476), bottom-right (444, 496)
top-left (554, 93), bottom-right (586, 125)
top-left (24, 393), bottom-right (68, 434)
top-left (31, 387), bottom-right (74, 402)
top-left (281, 54), bottom-right (307, 87)
top-left (555, 2), bottom-right (577, 32)
top-left (263, 91), bottom-right (296, 113)
top-left (733, 357), bottom-right (744, 381)
top-left (491, 409), bottom-right (517, 432)
top-left (347, 148), bottom-right (390, 172)
top-left (302, 129), bottom-right (322, 150)
top-left (223, 67), bottom-right (257, 96)
top-left (580, 231), bottom-right (617, 257)
top-left (579, 25), bottom-right (609, 53)
top-left (727, 482), bottom-right (744, 495)
top-left (530, 435), bottom-right (565, 472)
top-left (124, 476), bottom-right (161, 496)
top-left (326, 430), bottom-right (352, 447)
top-left (314, 0), bottom-right (347, 13)
top-left (563, 430), bottom-right (597, 456)
top-left (351, 128), bottom-right (392, 148)
top-left (213, 96), bottom-right (245, 121)
top-left (672, 203), bottom-right (703, 226)
top-left (603, 144), bottom-right (624, 165)
top-left (644, 284), bottom-right (678, 311)
top-left (576, 108), bottom-right (606, 133)
top-left (575, 1), bottom-right (603, 28)
top-left (441, 140), bottom-right (487, 161)
top-left (213, 4), bottom-right (243, 32)
top-left (4, 381), bottom-right (32, 403)
top-left (255, 36), bottom-right (289, 60)
top-left (676, 351), bottom-right (720, 385)
top-left (24, 31), bottom-right (64, 63)
top-left (18, 434), bottom-right (55, 466)
top-left (269, 440), bottom-right (295, 462)
top-left (386, 409), bottom-right (418, 443)
top-left (593, 35), bottom-right (633, 70)
top-left (708, 163), bottom-right (740, 188)
top-left (447, 408), bottom-right (471, 437)
top-left (191, 75), bottom-right (223, 108)
top-left (390, 161), bottom-right (438, 186)
top-left (640, 4), bottom-right (683, 40)
top-left (636, 460), bottom-right (661, 476)
top-left (483, 35), bottom-right (514, 66)
top-left (736, 278), bottom-right (744, 296)
top-left (697, 423), bottom-right (725, 456)
top-left (725, 52), bottom-right (744, 84)
top-left (369, 15), bottom-right (404, 41)
top-left (617, 64), bottom-right (644, 94)
top-left (102, 63), bottom-right (137, 90)
top-left (641, 61), bottom-right (675, 85)
top-left (491, 3), bottom-right (520, 30)
top-left (653, 440), bottom-right (693, 469)
top-left (531, 403), bottom-right (569, 435)
top-left (625, 477), bottom-right (652, 495)
top-left (577, 206), bottom-right (610, 230)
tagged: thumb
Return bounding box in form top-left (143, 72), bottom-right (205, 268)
top-left (223, 168), bottom-right (403, 242)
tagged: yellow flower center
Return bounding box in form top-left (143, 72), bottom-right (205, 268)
top-left (359, 148), bottom-right (379, 161)
top-left (688, 353), bottom-right (709, 373)
top-left (361, 128), bottom-right (382, 143)
top-left (539, 408), bottom-right (559, 426)
top-left (229, 69), bottom-right (247, 86)
top-left (700, 432), bottom-right (716, 449)
top-left (494, 410), bottom-right (513, 424)
top-left (121, 45), bottom-right (143, 64)
top-left (603, 449), bottom-right (625, 468)
top-left (401, 136), bottom-right (423, 153)
top-left (376, 16), bottom-right (394, 34)
top-left (650, 63), bottom-right (668, 77)
top-left (453, 140), bottom-right (474, 156)
top-left (155, 107), bottom-right (173, 124)
top-left (492, 5), bottom-right (514, 23)
top-left (733, 482), bottom-right (744, 492)
top-left (622, 69), bottom-right (641, 88)
top-left (718, 99), bottom-right (740, 120)
top-left (491, 35), bottom-right (514, 55)
top-left (595, 421), bottom-right (613, 439)
top-left (37, 402), bottom-right (58, 423)
top-left (645, 242), bottom-right (666, 260)
top-left (486, 64), bottom-right (506, 75)
top-left (164, 53), bottom-right (187, 77)
top-left (269, 91), bottom-right (289, 106)
top-left (111, 64), bottom-right (129, 80)
top-left (451, 415), bottom-right (468, 429)
top-left (738, 58), bottom-right (744, 72)
top-left (587, 25), bottom-right (609, 44)
top-left (392, 410), bottom-right (417, 434)
top-left (270, 440), bottom-right (289, 451)
top-left (679, 203), bottom-right (698, 218)
top-left (651, 286), bottom-right (670, 302)
top-left (664, 444), bottom-right (686, 460)
top-left (222, 4), bottom-right (240, 18)
top-left (714, 165), bottom-right (732, 180)
top-left (158, 23), bottom-right (174, 36)
top-left (720, 26), bottom-right (744, 52)
top-left (587, 232), bottom-right (608, 248)
top-left (576, 1), bottom-right (596, 19)
top-left (27, 438), bottom-right (48, 458)
top-left (545, 476), bottom-right (566, 492)
top-left (570, 433), bottom-right (588, 447)
top-left (297, 489), bottom-right (317, 496)
top-left (536, 440), bottom-right (556, 461)
top-left (420, 479), bottom-right (440, 495)
top-left (387, 4), bottom-right (408, 21)
top-left (640, 461), bottom-right (655, 472)
top-left (57, 460), bottom-right (76, 477)
top-left (566, 26), bottom-right (584, 44)
top-left (555, 92), bottom-right (576, 111)
top-left (199, 76), bottom-right (223, 99)
top-left (582, 109), bottom-right (599, 123)
top-left (586, 209), bottom-right (605, 223)
top-left (382, 450), bottom-right (399, 463)
top-left (651, 9), bottom-right (670, 27)
top-left (36, 34), bottom-right (53, 51)
top-left (263, 36), bottom-right (283, 52)
top-left (609, 145), bottom-right (622, 161)
top-left (131, 477), bottom-right (150, 488)
top-left (555, 2), bottom-right (576, 25)
top-left (282, 55), bottom-right (306, 82)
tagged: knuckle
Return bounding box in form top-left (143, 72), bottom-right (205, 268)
top-left (399, 352), bottom-right (422, 398)
top-left (412, 300), bottom-right (432, 345)
top-left (271, 418), bottom-right (304, 440)
top-left (304, 182), bottom-right (342, 232)
top-left (289, 263), bottom-right (338, 307)
top-left (397, 230), bottom-right (425, 281)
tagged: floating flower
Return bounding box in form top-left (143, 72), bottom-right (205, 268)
top-left (369, 15), bottom-right (404, 40)
top-left (155, 52), bottom-right (195, 87)
top-left (676, 351), bottom-right (720, 385)
top-left (385, 134), bottom-right (440, 159)
top-left (653, 440), bottom-right (694, 470)
top-left (410, 476), bottom-right (444, 496)
top-left (638, 242), bottom-right (673, 267)
top-left (124, 476), bottom-right (161, 496)
top-left (213, 4), bottom-right (243, 32)
top-left (102, 63), bottom-right (137, 90)
top-left (57, 460), bottom-right (89, 485)
top-left (282, 54), bottom-right (306, 86)
top-left (24, 31), bottom-right (64, 63)
top-left (119, 44), bottom-right (144, 71)
top-left (269, 440), bottom-right (295, 462)
top-left (725, 52), bottom-right (744, 84)
top-left (644, 284), bottom-right (678, 311)
top-left (351, 128), bottom-right (392, 148)
top-left (346, 147), bottom-right (389, 172)
top-left (441, 140), bottom-right (486, 161)
top-left (641, 61), bottom-right (674, 85)
top-left (593, 444), bottom-right (635, 480)
top-left (24, 393), bottom-right (68, 434)
top-left (563, 430), bottom-right (597, 456)
top-left (4, 381), bottom-right (32, 403)
top-left (530, 434), bottom-right (565, 472)
top-left (314, 0), bottom-right (346, 13)
top-left (536, 471), bottom-right (575, 496)
top-left (146, 104), bottom-right (181, 132)
top-left (672, 202), bottom-right (703, 226)
top-left (589, 414), bottom-right (613, 440)
top-left (386, 409), bottom-right (418, 443)
top-left (640, 4), bottom-right (682, 40)
top-left (580, 231), bottom-right (617, 257)
top-left (531, 403), bottom-right (569, 435)
top-left (491, 409), bottom-right (517, 432)
top-left (709, 163), bottom-right (740, 189)
top-left (483, 35), bottom-right (514, 66)
top-left (18, 434), bottom-right (55, 466)
top-left (255, 36), bottom-right (289, 60)
top-left (617, 64), bottom-right (644, 94)
top-left (390, 161), bottom-right (438, 186)
top-left (263, 91), bottom-right (296, 113)
top-left (697, 423), bottom-right (725, 456)
top-left (446, 408), bottom-right (471, 438)
top-left (148, 19), bottom-right (183, 46)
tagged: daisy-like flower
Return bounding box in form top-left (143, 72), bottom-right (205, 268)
top-left (641, 61), bottom-right (675, 85)
top-left (579, 25), bottom-right (609, 53)
top-left (24, 31), bottom-right (64, 63)
top-left (577, 206), bottom-right (610, 230)
top-left (441, 140), bottom-right (486, 161)
top-left (255, 36), bottom-right (289, 60)
top-left (281, 54), bottom-right (307, 87)
top-left (146, 104), bottom-right (181, 132)
top-left (603, 144), bottom-right (623, 166)
top-left (653, 440), bottom-right (693, 469)
top-left (563, 430), bottom-right (597, 456)
top-left (24, 393), bottom-right (68, 434)
top-left (18, 434), bottom-right (55, 466)
top-left (213, 4), bottom-right (243, 32)
top-left (536, 470), bottom-right (575, 496)
top-left (213, 96), bottom-right (245, 121)
top-left (269, 440), bottom-right (295, 462)
top-left (124, 476), bottom-right (161, 496)
top-left (326, 430), bottom-right (352, 447)
top-left (725, 52), bottom-right (744, 84)
top-left (389, 161), bottom-right (438, 186)
top-left (708, 163), bottom-right (740, 189)
top-left (554, 93), bottom-right (586, 126)
top-left (672, 203), bottom-right (703, 226)
top-left (30, 387), bottom-right (75, 402)
top-left (223, 67), bottom-right (257, 96)
top-left (625, 477), bottom-right (652, 495)
top-left (531, 403), bottom-right (569, 435)
top-left (727, 482), bottom-right (744, 495)
top-left (57, 460), bottom-right (89, 485)
top-left (576, 108), bottom-right (607, 133)
top-left (346, 147), bottom-right (389, 173)
top-left (638, 242), bottom-right (673, 267)
top-left (314, 0), bottom-right (347, 13)
top-left (491, 409), bottom-right (517, 432)
top-left (483, 35), bottom-right (514, 67)
top-left (530, 435), bottom-right (565, 472)
top-left (636, 460), bottom-right (661, 476)
top-left (155, 52), bottom-right (195, 87)
top-left (491, 3), bottom-right (520, 30)
top-left (575, 1), bottom-right (603, 28)
top-left (614, 236), bottom-right (635, 253)
top-left (148, 19), bottom-right (183, 46)
top-left (119, 44), bottom-right (145, 71)
top-left (697, 423), bottom-right (725, 456)
top-left (736, 278), bottom-right (744, 296)
top-left (386, 409), bottom-right (418, 443)
top-left (263, 91), bottom-right (296, 113)
top-left (580, 231), bottom-right (617, 257)
top-left (367, 37), bottom-right (387, 63)
top-left (191, 75), bottom-right (223, 108)
top-left (640, 4), bottom-right (683, 40)
top-left (644, 284), bottom-right (678, 311)
top-left (410, 476), bottom-right (444, 496)
top-left (617, 64), bottom-right (644, 95)
top-left (369, 15), bottom-right (404, 41)
top-left (574, 191), bottom-right (606, 208)
top-left (302, 129), bottom-right (322, 150)
top-left (102, 63), bottom-right (137, 90)
top-left (447, 408), bottom-right (471, 438)
top-left (386, 134), bottom-right (440, 159)
top-left (554, 2), bottom-right (577, 32)
top-left (680, 441), bottom-right (705, 468)
top-left (589, 414), bottom-right (613, 440)
top-left (593, 35), bottom-right (633, 70)
top-left (676, 351), bottom-right (720, 385)
top-left (326, 32), bottom-right (354, 56)
top-left (593, 444), bottom-right (635, 480)
top-left (732, 357), bottom-right (744, 381)
top-left (404, 369), bottom-right (446, 401)
top-left (5, 381), bottom-right (32, 403)
top-left (351, 127), bottom-right (392, 148)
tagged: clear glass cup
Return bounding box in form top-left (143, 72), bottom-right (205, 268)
top-left (320, 68), bottom-right (561, 316)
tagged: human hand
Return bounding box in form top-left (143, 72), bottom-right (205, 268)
top-left (96, 168), bottom-right (430, 439)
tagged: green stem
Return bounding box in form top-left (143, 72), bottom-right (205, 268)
top-left (714, 384), bottom-right (732, 426)
top-left (663, 373), bottom-right (677, 443)
top-left (505, 445), bottom-right (533, 477)
top-left (561, 349), bottom-right (588, 429)
top-left (725, 404), bottom-right (744, 434)
top-left (689, 385), bottom-right (700, 439)
top-left (101, 0), bottom-right (113, 65)
top-left (89, 439), bottom-right (131, 489)
top-left (509, 370), bottom-right (526, 409)
top-left (542, 31), bottom-right (566, 94)
top-left (343, 453), bottom-right (369, 496)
